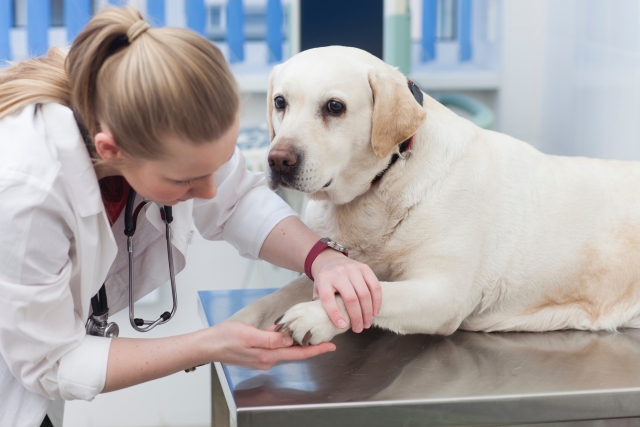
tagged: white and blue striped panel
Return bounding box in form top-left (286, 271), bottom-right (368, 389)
top-left (0, 0), bottom-right (286, 65)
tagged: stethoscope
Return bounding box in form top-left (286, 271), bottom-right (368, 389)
top-left (86, 189), bottom-right (178, 338)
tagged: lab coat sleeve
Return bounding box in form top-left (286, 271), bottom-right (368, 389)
top-left (192, 147), bottom-right (297, 259)
top-left (0, 172), bottom-right (111, 401)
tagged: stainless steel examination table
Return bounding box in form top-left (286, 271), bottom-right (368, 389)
top-left (198, 289), bottom-right (640, 427)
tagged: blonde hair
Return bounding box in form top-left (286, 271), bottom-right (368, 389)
top-left (0, 7), bottom-right (238, 160)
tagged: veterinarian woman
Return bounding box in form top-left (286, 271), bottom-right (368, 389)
top-left (0, 8), bottom-right (381, 427)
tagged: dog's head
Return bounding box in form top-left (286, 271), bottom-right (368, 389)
top-left (266, 46), bottom-right (426, 205)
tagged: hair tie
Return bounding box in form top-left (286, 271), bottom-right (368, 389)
top-left (127, 20), bottom-right (150, 43)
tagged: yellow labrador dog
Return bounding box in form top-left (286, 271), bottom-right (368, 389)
top-left (230, 46), bottom-right (640, 345)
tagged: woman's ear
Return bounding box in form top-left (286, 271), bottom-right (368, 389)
top-left (368, 66), bottom-right (427, 158)
top-left (94, 130), bottom-right (122, 162)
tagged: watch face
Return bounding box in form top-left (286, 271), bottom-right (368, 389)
top-left (321, 238), bottom-right (347, 253)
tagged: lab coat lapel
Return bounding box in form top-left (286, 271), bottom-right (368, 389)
top-left (39, 104), bottom-right (118, 315)
top-left (39, 104), bottom-right (103, 218)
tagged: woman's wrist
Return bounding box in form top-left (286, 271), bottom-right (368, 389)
top-left (191, 327), bottom-right (221, 365)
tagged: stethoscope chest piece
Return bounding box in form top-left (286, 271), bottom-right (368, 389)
top-left (87, 283), bottom-right (119, 337)
top-left (86, 310), bottom-right (120, 338)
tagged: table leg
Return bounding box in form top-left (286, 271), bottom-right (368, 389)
top-left (211, 363), bottom-right (231, 427)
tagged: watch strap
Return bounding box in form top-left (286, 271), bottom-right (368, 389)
top-left (304, 238), bottom-right (348, 281)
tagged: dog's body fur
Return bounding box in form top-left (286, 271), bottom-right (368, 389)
top-left (230, 46), bottom-right (640, 345)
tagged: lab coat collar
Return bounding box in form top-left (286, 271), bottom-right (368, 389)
top-left (39, 103), bottom-right (104, 218)
top-left (145, 198), bottom-right (193, 258)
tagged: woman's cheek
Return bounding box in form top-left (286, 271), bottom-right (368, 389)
top-left (143, 183), bottom-right (183, 204)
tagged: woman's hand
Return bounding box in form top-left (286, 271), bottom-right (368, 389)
top-left (258, 216), bottom-right (382, 337)
top-left (103, 321), bottom-right (334, 393)
top-left (209, 321), bottom-right (336, 370)
top-left (311, 249), bottom-right (381, 333)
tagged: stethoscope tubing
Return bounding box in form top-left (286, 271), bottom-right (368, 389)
top-left (88, 188), bottom-right (178, 336)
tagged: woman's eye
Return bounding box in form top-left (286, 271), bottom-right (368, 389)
top-left (274, 96), bottom-right (286, 111)
top-left (327, 100), bottom-right (345, 114)
top-left (174, 179), bottom-right (194, 186)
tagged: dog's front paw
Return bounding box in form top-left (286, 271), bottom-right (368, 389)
top-left (274, 299), bottom-right (349, 346)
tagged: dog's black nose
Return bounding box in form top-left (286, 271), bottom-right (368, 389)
top-left (268, 147), bottom-right (298, 174)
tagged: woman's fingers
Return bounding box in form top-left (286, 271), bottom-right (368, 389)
top-left (347, 270), bottom-right (374, 328)
top-left (331, 278), bottom-right (364, 332)
top-left (273, 342), bottom-right (336, 361)
top-left (361, 265), bottom-right (382, 317)
top-left (252, 342), bottom-right (337, 369)
top-left (244, 327), bottom-right (336, 369)
top-left (317, 283), bottom-right (350, 330)
top-left (251, 329), bottom-right (294, 349)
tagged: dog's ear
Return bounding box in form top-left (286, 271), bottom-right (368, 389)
top-left (368, 67), bottom-right (427, 158)
top-left (266, 64), bottom-right (282, 141)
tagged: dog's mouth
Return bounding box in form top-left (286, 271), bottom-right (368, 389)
top-left (269, 174), bottom-right (332, 194)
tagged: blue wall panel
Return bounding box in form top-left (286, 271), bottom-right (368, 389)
top-left (65, 0), bottom-right (92, 42)
top-left (186, 0), bottom-right (206, 35)
top-left (27, 0), bottom-right (50, 57)
top-left (266, 0), bottom-right (282, 63)
top-left (147, 0), bottom-right (165, 27)
top-left (0, 0), bottom-right (11, 61)
top-left (421, 0), bottom-right (437, 62)
top-left (458, 0), bottom-right (472, 61)
top-left (227, 0), bottom-right (244, 63)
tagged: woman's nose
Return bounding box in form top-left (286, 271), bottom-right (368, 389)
top-left (191, 177), bottom-right (217, 200)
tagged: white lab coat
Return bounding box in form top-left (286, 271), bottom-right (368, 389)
top-left (0, 103), bottom-right (296, 427)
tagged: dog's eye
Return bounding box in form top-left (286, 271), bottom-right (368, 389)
top-left (274, 96), bottom-right (286, 111)
top-left (327, 100), bottom-right (345, 114)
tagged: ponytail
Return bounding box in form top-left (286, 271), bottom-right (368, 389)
top-left (66, 7), bottom-right (142, 148)
top-left (0, 47), bottom-right (71, 119)
top-left (0, 7), bottom-right (239, 161)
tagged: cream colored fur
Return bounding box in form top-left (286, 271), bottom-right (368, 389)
top-left (229, 46), bottom-right (640, 345)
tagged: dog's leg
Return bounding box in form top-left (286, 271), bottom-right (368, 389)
top-left (275, 279), bottom-right (474, 345)
top-left (227, 275), bottom-right (314, 330)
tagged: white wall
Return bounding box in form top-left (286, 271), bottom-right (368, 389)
top-left (496, 0), bottom-right (548, 148)
top-left (539, 0), bottom-right (640, 160)
top-left (498, 0), bottom-right (640, 161)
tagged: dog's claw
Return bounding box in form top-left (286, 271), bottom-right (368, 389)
top-left (274, 323), bottom-right (285, 332)
top-left (274, 314), bottom-right (284, 325)
top-left (282, 327), bottom-right (292, 338)
top-left (302, 331), bottom-right (313, 346)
